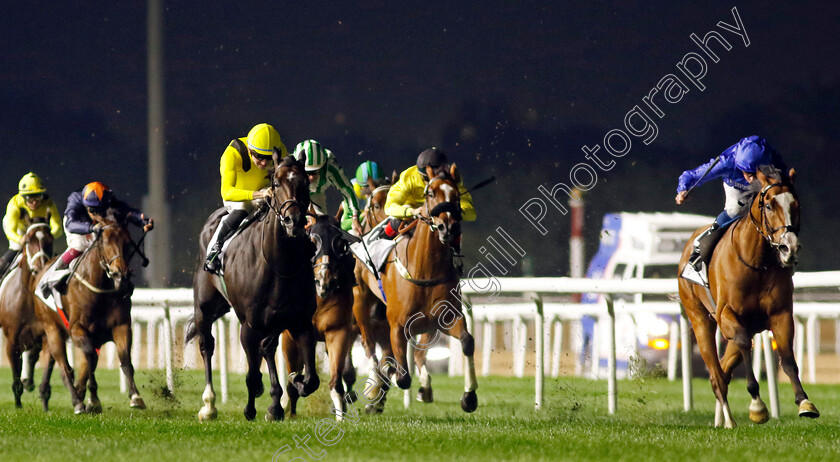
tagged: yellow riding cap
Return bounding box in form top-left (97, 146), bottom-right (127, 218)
top-left (18, 172), bottom-right (46, 196)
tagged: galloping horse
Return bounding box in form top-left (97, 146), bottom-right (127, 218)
top-left (190, 155), bottom-right (319, 422)
top-left (36, 210), bottom-right (147, 413)
top-left (678, 165), bottom-right (819, 428)
top-left (352, 176), bottom-right (436, 410)
top-left (281, 215), bottom-right (356, 420)
top-left (0, 218), bottom-right (54, 409)
top-left (354, 164), bottom-right (477, 413)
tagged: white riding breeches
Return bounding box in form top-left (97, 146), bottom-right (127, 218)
top-left (723, 183), bottom-right (748, 219)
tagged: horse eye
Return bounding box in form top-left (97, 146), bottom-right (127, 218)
top-left (765, 204), bottom-right (772, 210)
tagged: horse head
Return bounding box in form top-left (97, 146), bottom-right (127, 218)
top-left (94, 210), bottom-right (133, 291)
top-left (22, 216), bottom-right (53, 273)
top-left (308, 216), bottom-right (353, 298)
top-left (422, 163), bottom-right (463, 246)
top-left (753, 165), bottom-right (800, 267)
top-left (270, 154), bottom-right (310, 238)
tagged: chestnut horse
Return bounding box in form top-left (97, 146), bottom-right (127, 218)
top-left (190, 155), bottom-right (319, 422)
top-left (352, 177), bottom-right (436, 411)
top-left (678, 165), bottom-right (818, 428)
top-left (0, 218), bottom-right (54, 409)
top-left (281, 215), bottom-right (356, 420)
top-left (354, 164), bottom-right (477, 413)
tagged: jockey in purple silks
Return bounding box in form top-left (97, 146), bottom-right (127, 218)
top-left (676, 136), bottom-right (788, 274)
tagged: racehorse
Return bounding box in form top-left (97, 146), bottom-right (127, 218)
top-left (678, 165), bottom-right (819, 428)
top-left (351, 176), bottom-right (436, 411)
top-left (0, 218), bottom-right (55, 410)
top-left (190, 155), bottom-right (319, 422)
top-left (281, 215), bottom-right (356, 420)
top-left (35, 209), bottom-right (148, 414)
top-left (354, 164), bottom-right (477, 413)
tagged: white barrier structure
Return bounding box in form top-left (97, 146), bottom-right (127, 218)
top-left (2, 272), bottom-right (838, 414)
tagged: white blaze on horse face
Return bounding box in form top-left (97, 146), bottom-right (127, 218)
top-left (774, 192), bottom-right (800, 264)
top-left (774, 192), bottom-right (796, 230)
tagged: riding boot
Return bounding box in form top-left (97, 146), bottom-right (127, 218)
top-left (204, 210), bottom-right (248, 272)
top-left (44, 252), bottom-right (75, 297)
top-left (0, 249), bottom-right (18, 278)
top-left (689, 223), bottom-right (726, 271)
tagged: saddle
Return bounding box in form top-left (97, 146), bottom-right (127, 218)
top-left (204, 206), bottom-right (265, 276)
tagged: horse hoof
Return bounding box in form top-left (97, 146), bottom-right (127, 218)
top-left (749, 408), bottom-right (769, 424)
top-left (14, 401), bottom-right (22, 409)
top-left (416, 387), bottom-right (434, 403)
top-left (460, 390), bottom-right (478, 413)
top-left (244, 407), bottom-right (257, 421)
top-left (130, 394), bottom-right (147, 410)
top-left (197, 407), bottom-right (218, 421)
top-left (798, 399), bottom-right (820, 418)
top-left (396, 374), bottom-right (411, 390)
top-left (74, 403), bottom-right (87, 415)
top-left (265, 410), bottom-right (284, 422)
top-left (22, 378), bottom-right (35, 392)
top-left (346, 391), bottom-right (358, 403)
top-left (86, 401), bottom-right (103, 414)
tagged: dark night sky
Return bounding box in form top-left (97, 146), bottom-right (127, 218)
top-left (2, 1), bottom-right (839, 284)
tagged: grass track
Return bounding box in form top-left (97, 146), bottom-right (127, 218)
top-left (0, 366), bottom-right (837, 461)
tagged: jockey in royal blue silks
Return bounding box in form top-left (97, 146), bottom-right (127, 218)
top-left (675, 135), bottom-right (787, 274)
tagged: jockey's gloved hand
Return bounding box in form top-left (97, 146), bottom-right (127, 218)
top-left (91, 223), bottom-right (103, 235)
top-left (141, 214), bottom-right (154, 232)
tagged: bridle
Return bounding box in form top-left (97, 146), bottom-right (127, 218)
top-left (257, 166), bottom-right (311, 278)
top-left (748, 182), bottom-right (798, 250)
top-left (420, 176), bottom-right (462, 234)
top-left (24, 222), bottom-right (51, 273)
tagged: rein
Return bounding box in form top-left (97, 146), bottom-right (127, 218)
top-left (71, 224), bottom-right (136, 294)
top-left (24, 223), bottom-right (51, 272)
top-left (257, 184), bottom-right (311, 279)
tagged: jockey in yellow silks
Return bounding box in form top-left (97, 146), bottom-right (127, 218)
top-left (383, 148), bottom-right (475, 251)
top-left (204, 123), bottom-right (287, 272)
top-left (0, 172), bottom-right (62, 275)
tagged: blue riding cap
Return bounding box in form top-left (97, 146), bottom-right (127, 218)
top-left (734, 136), bottom-right (772, 173)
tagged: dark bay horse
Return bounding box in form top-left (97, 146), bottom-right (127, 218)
top-left (354, 164), bottom-right (477, 413)
top-left (0, 219), bottom-right (54, 409)
top-left (190, 155), bottom-right (319, 422)
top-left (281, 215), bottom-right (356, 420)
top-left (36, 210), bottom-right (147, 414)
top-left (678, 166), bottom-right (818, 428)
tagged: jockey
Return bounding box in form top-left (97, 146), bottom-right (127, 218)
top-left (44, 181), bottom-right (153, 294)
top-left (676, 135), bottom-right (787, 272)
top-left (0, 172), bottom-right (63, 275)
top-left (204, 123), bottom-right (287, 272)
top-left (293, 139), bottom-right (362, 235)
top-left (340, 160), bottom-right (384, 232)
top-left (383, 148), bottom-right (476, 250)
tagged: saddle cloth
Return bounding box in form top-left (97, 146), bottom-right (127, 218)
top-left (350, 219), bottom-right (397, 276)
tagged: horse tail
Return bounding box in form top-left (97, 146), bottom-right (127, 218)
top-left (184, 319), bottom-right (199, 344)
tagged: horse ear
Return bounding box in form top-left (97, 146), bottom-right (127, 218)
top-left (391, 170), bottom-right (399, 185)
top-left (450, 163), bottom-right (460, 183)
top-left (755, 168), bottom-right (769, 186)
top-left (425, 166), bottom-right (435, 180)
top-left (272, 147), bottom-right (282, 167)
top-left (788, 168), bottom-right (796, 185)
top-left (367, 178), bottom-right (377, 190)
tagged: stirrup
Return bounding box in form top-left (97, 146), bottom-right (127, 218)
top-left (204, 246), bottom-right (221, 272)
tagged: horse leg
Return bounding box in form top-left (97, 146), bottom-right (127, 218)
top-left (352, 287), bottom-right (384, 410)
top-left (70, 325), bottom-right (92, 405)
top-left (6, 338), bottom-right (24, 408)
top-left (261, 334), bottom-right (284, 421)
top-left (280, 331), bottom-right (302, 417)
top-left (770, 311), bottom-right (819, 418)
top-left (292, 326), bottom-right (320, 397)
top-left (240, 323), bottom-right (263, 421)
top-left (342, 336), bottom-right (358, 403)
top-left (325, 329), bottom-right (350, 421)
top-left (415, 333), bottom-right (433, 403)
top-left (719, 312), bottom-right (767, 425)
top-left (39, 347), bottom-right (55, 412)
top-left (389, 323), bottom-right (412, 390)
top-left (113, 324), bottom-right (144, 409)
top-left (441, 316), bottom-right (478, 413)
top-left (23, 343), bottom-right (41, 392)
top-left (42, 322), bottom-right (85, 414)
top-left (683, 296), bottom-right (735, 428)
